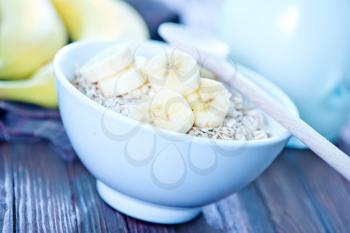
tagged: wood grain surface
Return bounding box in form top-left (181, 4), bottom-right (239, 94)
top-left (0, 141), bottom-right (349, 233)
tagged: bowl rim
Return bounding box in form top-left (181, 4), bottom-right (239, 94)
top-left (54, 40), bottom-right (299, 148)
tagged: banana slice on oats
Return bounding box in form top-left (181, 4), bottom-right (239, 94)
top-left (187, 78), bottom-right (231, 128)
top-left (150, 89), bottom-right (194, 133)
top-left (79, 43), bottom-right (133, 83)
top-left (143, 50), bottom-right (200, 95)
top-left (130, 89), bottom-right (195, 133)
top-left (98, 56), bottom-right (147, 96)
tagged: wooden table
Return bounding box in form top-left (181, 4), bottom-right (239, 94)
top-left (0, 141), bottom-right (349, 233)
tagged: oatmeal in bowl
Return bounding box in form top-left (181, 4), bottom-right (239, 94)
top-left (72, 43), bottom-right (270, 141)
top-left (54, 40), bottom-right (298, 224)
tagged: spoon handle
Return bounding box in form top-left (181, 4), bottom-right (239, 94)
top-left (202, 55), bottom-right (350, 181)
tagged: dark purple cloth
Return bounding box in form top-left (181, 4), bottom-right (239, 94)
top-left (0, 101), bottom-right (75, 161)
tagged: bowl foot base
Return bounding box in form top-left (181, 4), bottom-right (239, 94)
top-left (96, 180), bottom-right (201, 224)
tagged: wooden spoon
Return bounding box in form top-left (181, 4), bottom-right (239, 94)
top-left (159, 23), bottom-right (350, 181)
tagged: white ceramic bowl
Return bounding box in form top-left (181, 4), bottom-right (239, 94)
top-left (54, 41), bottom-right (298, 224)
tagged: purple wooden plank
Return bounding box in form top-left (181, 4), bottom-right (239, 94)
top-left (287, 149), bottom-right (350, 233)
top-left (255, 150), bottom-right (327, 233)
top-left (199, 184), bottom-right (275, 233)
top-left (2, 140), bottom-right (350, 233)
top-left (0, 144), bottom-right (14, 233)
top-left (176, 213), bottom-right (221, 233)
top-left (67, 162), bottom-right (129, 233)
top-left (125, 216), bottom-right (175, 233)
top-left (10, 142), bottom-right (77, 233)
top-left (234, 184), bottom-right (275, 233)
top-left (206, 195), bottom-right (252, 233)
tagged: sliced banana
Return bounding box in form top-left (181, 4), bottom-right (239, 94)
top-left (128, 89), bottom-right (195, 133)
top-left (149, 89), bottom-right (194, 133)
top-left (187, 78), bottom-right (231, 128)
top-left (98, 56), bottom-right (147, 97)
top-left (143, 50), bottom-right (200, 95)
top-left (78, 43), bottom-right (133, 83)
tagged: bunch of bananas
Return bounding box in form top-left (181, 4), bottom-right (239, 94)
top-left (0, 0), bottom-right (149, 107)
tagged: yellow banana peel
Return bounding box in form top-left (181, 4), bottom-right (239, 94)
top-left (52, 0), bottom-right (149, 41)
top-left (0, 0), bottom-right (67, 80)
top-left (0, 64), bottom-right (58, 108)
top-left (0, 0), bottom-right (149, 108)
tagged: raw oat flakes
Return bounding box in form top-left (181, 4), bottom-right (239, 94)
top-left (72, 75), bottom-right (270, 140)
